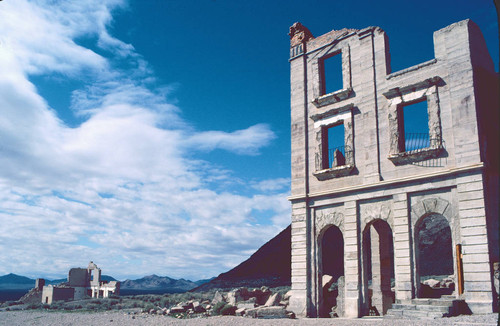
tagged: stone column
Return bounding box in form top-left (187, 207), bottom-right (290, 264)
top-left (343, 200), bottom-right (360, 317)
top-left (288, 200), bottom-right (309, 317)
top-left (457, 173), bottom-right (493, 314)
top-left (392, 193), bottom-right (413, 302)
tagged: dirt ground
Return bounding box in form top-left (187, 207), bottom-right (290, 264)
top-left (0, 310), bottom-right (498, 326)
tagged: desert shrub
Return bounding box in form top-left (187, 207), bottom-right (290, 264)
top-left (26, 303), bottom-right (42, 310)
top-left (212, 302), bottom-right (236, 316)
top-left (220, 304), bottom-right (237, 316)
top-left (143, 302), bottom-right (155, 311)
top-left (6, 301), bottom-right (23, 306)
top-left (211, 302), bottom-right (226, 315)
top-left (49, 302), bottom-right (63, 310)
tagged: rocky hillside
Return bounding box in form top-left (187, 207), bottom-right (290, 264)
top-left (192, 225), bottom-right (291, 291)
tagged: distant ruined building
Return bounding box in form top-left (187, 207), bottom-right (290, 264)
top-left (288, 20), bottom-right (499, 318)
top-left (40, 261), bottom-right (120, 304)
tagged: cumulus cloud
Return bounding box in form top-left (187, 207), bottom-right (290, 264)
top-left (251, 178), bottom-right (291, 192)
top-left (0, 0), bottom-right (289, 280)
top-left (185, 124), bottom-right (276, 155)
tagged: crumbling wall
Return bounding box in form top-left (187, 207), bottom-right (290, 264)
top-left (289, 19), bottom-right (499, 317)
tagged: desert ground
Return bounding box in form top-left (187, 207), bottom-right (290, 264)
top-left (0, 310), bottom-right (498, 326)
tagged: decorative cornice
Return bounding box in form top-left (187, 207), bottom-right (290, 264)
top-left (388, 145), bottom-right (444, 165)
top-left (383, 76), bottom-right (442, 99)
top-left (312, 88), bottom-right (353, 107)
top-left (310, 103), bottom-right (354, 122)
top-left (288, 162), bottom-right (484, 202)
top-left (312, 164), bottom-right (354, 181)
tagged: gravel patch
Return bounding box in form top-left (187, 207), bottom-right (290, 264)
top-left (0, 311), bottom-right (497, 326)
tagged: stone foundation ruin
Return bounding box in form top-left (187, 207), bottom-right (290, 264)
top-left (40, 261), bottom-right (120, 304)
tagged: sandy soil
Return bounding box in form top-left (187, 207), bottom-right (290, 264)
top-left (0, 310), bottom-right (497, 326)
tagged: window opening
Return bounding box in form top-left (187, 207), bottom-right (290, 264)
top-left (322, 123), bottom-right (345, 168)
top-left (398, 99), bottom-right (429, 152)
top-left (321, 52), bottom-right (343, 95)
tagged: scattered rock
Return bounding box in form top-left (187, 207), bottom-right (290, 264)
top-left (237, 301), bottom-right (256, 310)
top-left (423, 278), bottom-right (440, 288)
top-left (264, 292), bottom-right (281, 307)
top-left (235, 307), bottom-right (246, 316)
top-left (227, 288), bottom-right (248, 306)
top-left (170, 306), bottom-right (186, 313)
top-left (192, 301), bottom-right (205, 313)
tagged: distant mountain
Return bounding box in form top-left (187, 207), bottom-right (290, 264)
top-left (0, 273), bottom-right (35, 289)
top-left (194, 277), bottom-right (215, 286)
top-left (192, 225), bottom-right (291, 292)
top-left (0, 274), bottom-right (117, 290)
top-left (121, 275), bottom-right (198, 292)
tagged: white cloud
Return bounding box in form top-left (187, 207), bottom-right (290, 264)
top-left (185, 124), bottom-right (276, 155)
top-left (251, 178), bottom-right (291, 192)
top-left (0, 0), bottom-right (290, 281)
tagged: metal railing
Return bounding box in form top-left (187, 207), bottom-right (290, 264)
top-left (328, 146), bottom-right (352, 168)
top-left (404, 133), bottom-right (430, 152)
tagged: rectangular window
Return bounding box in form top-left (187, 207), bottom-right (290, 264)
top-left (398, 99), bottom-right (429, 152)
top-left (322, 123), bottom-right (345, 168)
top-left (320, 52), bottom-right (343, 95)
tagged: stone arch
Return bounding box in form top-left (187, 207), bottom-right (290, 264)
top-left (360, 201), bottom-right (394, 232)
top-left (316, 210), bottom-right (344, 236)
top-left (361, 219), bottom-right (395, 316)
top-left (317, 224), bottom-right (344, 317)
top-left (411, 197), bottom-right (451, 227)
top-left (411, 197), bottom-right (455, 298)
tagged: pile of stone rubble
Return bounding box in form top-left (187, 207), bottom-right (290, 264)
top-left (142, 287), bottom-right (295, 319)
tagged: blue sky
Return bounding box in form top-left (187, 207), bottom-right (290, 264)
top-left (0, 0), bottom-right (497, 281)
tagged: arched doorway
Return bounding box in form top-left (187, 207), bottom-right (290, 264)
top-left (415, 213), bottom-right (454, 298)
top-left (362, 219), bottom-right (395, 316)
top-left (319, 225), bottom-right (344, 317)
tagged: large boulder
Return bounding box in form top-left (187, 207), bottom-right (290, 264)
top-left (227, 287), bottom-right (249, 305)
top-left (245, 306), bottom-right (288, 318)
top-left (249, 286), bottom-right (271, 305)
top-left (237, 297), bottom-right (256, 309)
top-left (264, 292), bottom-right (282, 307)
top-left (211, 291), bottom-right (225, 305)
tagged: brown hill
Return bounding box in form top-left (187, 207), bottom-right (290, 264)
top-left (192, 225), bottom-right (291, 292)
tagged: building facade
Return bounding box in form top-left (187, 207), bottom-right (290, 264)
top-left (288, 20), bottom-right (499, 318)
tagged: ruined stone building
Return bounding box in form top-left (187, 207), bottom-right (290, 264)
top-left (288, 20), bottom-right (499, 318)
top-left (41, 261), bottom-right (120, 304)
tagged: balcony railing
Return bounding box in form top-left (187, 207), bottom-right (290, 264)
top-left (404, 133), bottom-right (430, 152)
top-left (328, 145), bottom-right (352, 168)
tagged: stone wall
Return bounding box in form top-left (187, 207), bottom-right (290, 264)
top-left (288, 19), bottom-right (499, 317)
